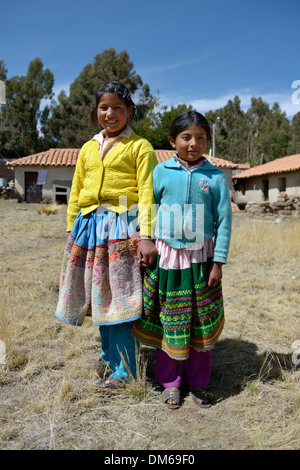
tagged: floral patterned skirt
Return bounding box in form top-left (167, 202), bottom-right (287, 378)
top-left (132, 239), bottom-right (224, 360)
top-left (55, 206), bottom-right (142, 326)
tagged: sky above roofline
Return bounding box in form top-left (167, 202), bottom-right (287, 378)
top-left (1, 0), bottom-right (299, 119)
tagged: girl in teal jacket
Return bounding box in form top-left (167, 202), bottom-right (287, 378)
top-left (132, 111), bottom-right (232, 409)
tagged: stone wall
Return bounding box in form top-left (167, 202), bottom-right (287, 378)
top-left (0, 186), bottom-right (18, 200)
top-left (245, 193), bottom-right (300, 218)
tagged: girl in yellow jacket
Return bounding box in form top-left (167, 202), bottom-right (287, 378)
top-left (55, 81), bottom-right (158, 390)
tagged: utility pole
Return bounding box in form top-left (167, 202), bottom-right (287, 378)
top-left (212, 123), bottom-right (216, 158)
top-left (0, 80), bottom-right (6, 127)
top-left (212, 117), bottom-right (219, 157)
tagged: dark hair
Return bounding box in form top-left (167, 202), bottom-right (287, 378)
top-left (169, 111), bottom-right (211, 141)
top-left (91, 81), bottom-right (137, 126)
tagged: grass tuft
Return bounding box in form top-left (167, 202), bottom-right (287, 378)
top-left (37, 203), bottom-right (60, 215)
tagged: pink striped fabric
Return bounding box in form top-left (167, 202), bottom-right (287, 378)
top-left (156, 238), bottom-right (214, 270)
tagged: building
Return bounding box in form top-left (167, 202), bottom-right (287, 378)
top-left (9, 149), bottom-right (78, 203)
top-left (8, 148), bottom-right (238, 204)
top-left (233, 154), bottom-right (300, 206)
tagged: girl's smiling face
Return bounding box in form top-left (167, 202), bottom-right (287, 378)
top-left (97, 93), bottom-right (133, 137)
top-left (169, 124), bottom-right (208, 163)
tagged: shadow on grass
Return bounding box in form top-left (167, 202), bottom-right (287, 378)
top-left (211, 338), bottom-right (295, 401)
top-left (140, 339), bottom-right (295, 403)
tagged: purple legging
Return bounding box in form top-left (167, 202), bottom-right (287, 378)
top-left (155, 348), bottom-right (212, 389)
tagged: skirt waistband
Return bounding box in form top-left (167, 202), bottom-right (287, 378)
top-left (156, 238), bottom-right (214, 270)
top-left (71, 206), bottom-right (140, 249)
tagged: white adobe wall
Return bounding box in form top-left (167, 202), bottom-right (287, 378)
top-left (234, 170), bottom-right (300, 204)
top-left (13, 166), bottom-right (75, 201)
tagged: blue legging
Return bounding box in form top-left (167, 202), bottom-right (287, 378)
top-left (99, 321), bottom-right (138, 381)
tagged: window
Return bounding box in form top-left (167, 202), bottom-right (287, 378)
top-left (53, 184), bottom-right (70, 204)
top-left (279, 177), bottom-right (286, 193)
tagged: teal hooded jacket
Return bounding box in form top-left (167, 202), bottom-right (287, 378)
top-left (152, 156), bottom-right (232, 264)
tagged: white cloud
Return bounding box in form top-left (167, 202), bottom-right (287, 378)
top-left (40, 82), bottom-right (71, 110)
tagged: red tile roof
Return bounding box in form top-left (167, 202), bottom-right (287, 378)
top-left (9, 149), bottom-right (79, 167)
top-left (234, 154), bottom-right (300, 179)
top-left (207, 155), bottom-right (238, 169)
top-left (155, 150), bottom-right (174, 163)
top-left (9, 148), bottom-right (238, 169)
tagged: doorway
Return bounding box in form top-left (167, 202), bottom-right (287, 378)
top-left (25, 172), bottom-right (42, 203)
top-left (262, 179), bottom-right (269, 201)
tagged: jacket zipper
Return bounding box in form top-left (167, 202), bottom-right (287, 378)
top-left (183, 166), bottom-right (191, 237)
top-left (185, 166), bottom-right (191, 204)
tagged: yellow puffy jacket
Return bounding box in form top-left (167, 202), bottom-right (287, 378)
top-left (67, 132), bottom-right (157, 237)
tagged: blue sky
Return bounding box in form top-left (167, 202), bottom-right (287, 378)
top-left (1, 0), bottom-right (299, 118)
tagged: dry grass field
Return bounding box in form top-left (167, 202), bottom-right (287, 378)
top-left (0, 199), bottom-right (299, 450)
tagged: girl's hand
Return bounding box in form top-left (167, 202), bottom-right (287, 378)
top-left (207, 261), bottom-right (223, 287)
top-left (137, 239), bottom-right (158, 268)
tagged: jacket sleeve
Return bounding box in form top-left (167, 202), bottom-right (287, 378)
top-left (66, 147), bottom-right (86, 232)
top-left (135, 141), bottom-right (157, 238)
top-left (212, 173), bottom-right (232, 263)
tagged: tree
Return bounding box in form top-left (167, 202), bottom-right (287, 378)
top-left (206, 96), bottom-right (249, 162)
top-left (44, 48), bottom-right (153, 148)
top-left (154, 103), bottom-right (193, 149)
top-left (133, 96), bottom-right (192, 149)
top-left (288, 112), bottom-right (300, 155)
top-left (259, 102), bottom-right (290, 160)
top-left (0, 58), bottom-right (54, 158)
top-left (246, 98), bottom-right (290, 164)
top-left (1, 53), bottom-right (298, 163)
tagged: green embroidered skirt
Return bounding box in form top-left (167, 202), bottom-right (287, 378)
top-left (132, 240), bottom-right (224, 360)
